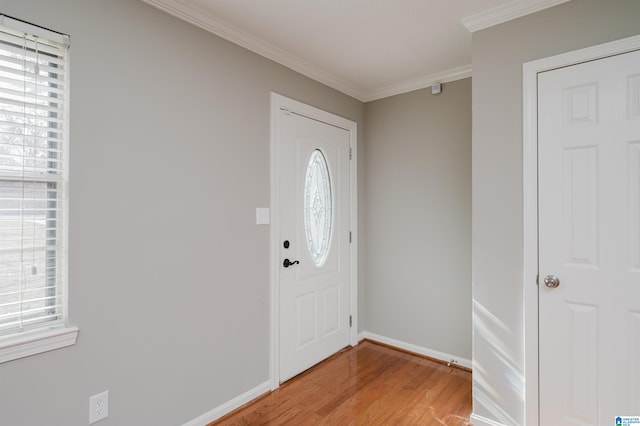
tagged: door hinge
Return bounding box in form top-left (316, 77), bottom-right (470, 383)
top-left (349, 147), bottom-right (352, 160)
top-left (349, 315), bottom-right (352, 327)
top-left (536, 274), bottom-right (539, 286)
top-left (349, 231), bottom-right (352, 243)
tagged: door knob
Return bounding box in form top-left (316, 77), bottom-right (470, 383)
top-left (283, 258), bottom-right (300, 268)
top-left (544, 275), bottom-right (560, 288)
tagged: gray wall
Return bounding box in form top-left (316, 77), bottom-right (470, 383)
top-left (1, 1), bottom-right (475, 424)
top-left (364, 79), bottom-right (472, 360)
top-left (472, 0), bottom-right (640, 424)
top-left (0, 1), bottom-right (364, 425)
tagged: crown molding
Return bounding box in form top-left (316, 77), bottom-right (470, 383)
top-left (363, 65), bottom-right (472, 102)
top-left (142, 0), bottom-right (368, 101)
top-left (461, 0), bottom-right (571, 33)
top-left (143, 0), bottom-right (474, 102)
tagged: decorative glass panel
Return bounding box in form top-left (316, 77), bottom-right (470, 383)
top-left (304, 150), bottom-right (332, 266)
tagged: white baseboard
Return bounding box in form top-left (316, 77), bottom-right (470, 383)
top-left (359, 331), bottom-right (472, 370)
top-left (470, 413), bottom-right (508, 426)
top-left (183, 332), bottom-right (471, 425)
top-left (182, 380), bottom-right (271, 426)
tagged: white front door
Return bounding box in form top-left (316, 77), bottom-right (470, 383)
top-left (276, 100), bottom-right (351, 383)
top-left (538, 49), bottom-right (640, 425)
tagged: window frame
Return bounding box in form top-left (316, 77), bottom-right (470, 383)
top-left (0, 15), bottom-right (77, 363)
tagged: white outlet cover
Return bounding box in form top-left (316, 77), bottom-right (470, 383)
top-left (89, 390), bottom-right (109, 424)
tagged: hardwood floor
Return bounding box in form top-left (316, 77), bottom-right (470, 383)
top-left (211, 340), bottom-right (472, 425)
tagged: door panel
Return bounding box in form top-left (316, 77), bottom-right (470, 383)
top-left (278, 110), bottom-right (350, 383)
top-left (631, 312), bottom-right (640, 407)
top-left (565, 302), bottom-right (598, 422)
top-left (563, 146), bottom-right (598, 266)
top-left (539, 49), bottom-right (640, 425)
top-left (631, 142), bottom-right (640, 270)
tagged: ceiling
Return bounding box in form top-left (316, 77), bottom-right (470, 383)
top-left (142, 0), bottom-right (570, 102)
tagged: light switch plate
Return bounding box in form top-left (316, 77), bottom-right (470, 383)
top-left (256, 208), bottom-right (270, 225)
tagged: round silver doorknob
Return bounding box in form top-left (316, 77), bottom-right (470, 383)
top-left (544, 275), bottom-right (560, 288)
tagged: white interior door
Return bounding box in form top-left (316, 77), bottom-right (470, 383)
top-left (277, 107), bottom-right (351, 383)
top-left (538, 49), bottom-right (640, 425)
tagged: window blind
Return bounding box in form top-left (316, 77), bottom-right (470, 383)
top-left (0, 17), bottom-right (69, 337)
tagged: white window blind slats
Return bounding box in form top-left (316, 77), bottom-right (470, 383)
top-left (0, 159), bottom-right (64, 176)
top-left (0, 64), bottom-right (66, 90)
top-left (0, 47), bottom-right (65, 69)
top-left (0, 230), bottom-right (61, 242)
top-left (0, 284), bottom-right (58, 301)
top-left (0, 95), bottom-right (65, 117)
top-left (0, 44), bottom-right (66, 68)
top-left (0, 305), bottom-right (63, 333)
top-left (0, 257), bottom-right (59, 270)
top-left (0, 201), bottom-right (61, 209)
top-left (0, 49), bottom-right (65, 70)
top-left (0, 174), bottom-right (63, 185)
top-left (0, 307), bottom-right (63, 329)
top-left (0, 107), bottom-right (65, 127)
top-left (0, 20), bottom-right (67, 338)
top-left (0, 130), bottom-right (64, 145)
top-left (0, 235), bottom-right (62, 249)
top-left (0, 287), bottom-right (61, 308)
top-left (0, 84), bottom-right (65, 105)
top-left (0, 209), bottom-right (62, 218)
top-left (0, 86), bottom-right (65, 108)
top-left (0, 241), bottom-right (61, 252)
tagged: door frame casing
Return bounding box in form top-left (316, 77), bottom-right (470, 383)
top-left (523, 34), bottom-right (640, 425)
top-left (269, 93), bottom-right (358, 390)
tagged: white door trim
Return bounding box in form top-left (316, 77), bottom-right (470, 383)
top-left (523, 34), bottom-right (640, 426)
top-left (269, 93), bottom-right (358, 390)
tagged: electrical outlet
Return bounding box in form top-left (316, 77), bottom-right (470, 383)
top-left (89, 391), bottom-right (109, 424)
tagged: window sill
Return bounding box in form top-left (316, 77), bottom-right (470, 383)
top-left (0, 326), bottom-right (79, 364)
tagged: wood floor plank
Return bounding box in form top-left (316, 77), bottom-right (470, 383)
top-left (211, 341), bottom-right (472, 425)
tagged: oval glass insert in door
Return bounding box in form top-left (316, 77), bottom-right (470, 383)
top-left (303, 149), bottom-right (333, 267)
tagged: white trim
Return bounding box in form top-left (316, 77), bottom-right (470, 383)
top-left (269, 93), bottom-right (358, 390)
top-left (141, 0), bottom-right (472, 102)
top-left (0, 326), bottom-right (78, 363)
top-left (182, 329), bottom-right (469, 425)
top-left (348, 122), bottom-right (359, 349)
top-left (183, 329), bottom-right (467, 425)
top-left (522, 45), bottom-right (540, 426)
top-left (461, 0), bottom-right (571, 33)
top-left (181, 380), bottom-right (270, 426)
top-left (470, 413), bottom-right (509, 426)
top-left (141, 0), bottom-right (365, 101)
top-left (0, 19), bottom-right (74, 365)
top-left (269, 94), bottom-right (280, 391)
top-left (63, 27), bottom-right (72, 348)
top-left (360, 331), bottom-right (472, 370)
top-left (362, 65), bottom-right (472, 102)
top-left (522, 34), bottom-right (640, 426)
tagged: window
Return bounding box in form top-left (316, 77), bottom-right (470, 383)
top-left (303, 149), bottom-right (333, 267)
top-left (0, 15), bottom-right (76, 363)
